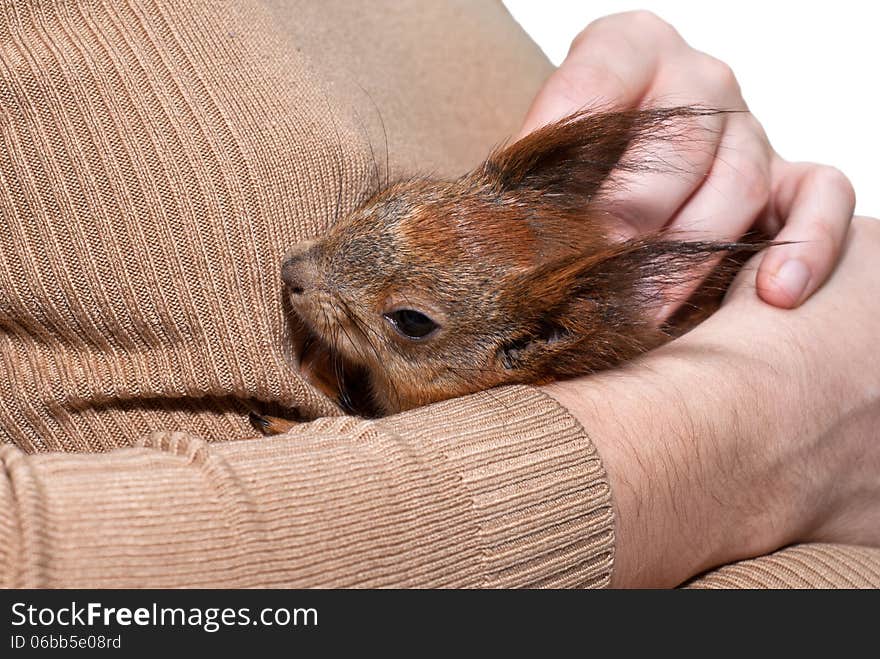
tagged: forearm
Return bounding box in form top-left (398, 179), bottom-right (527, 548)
top-left (545, 300), bottom-right (813, 587)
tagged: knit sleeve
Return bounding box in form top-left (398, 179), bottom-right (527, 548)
top-left (686, 544), bottom-right (880, 589)
top-left (0, 385), bottom-right (614, 588)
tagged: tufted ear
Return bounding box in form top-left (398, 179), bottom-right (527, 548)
top-left (495, 236), bottom-right (770, 377)
top-left (480, 106), bottom-right (721, 211)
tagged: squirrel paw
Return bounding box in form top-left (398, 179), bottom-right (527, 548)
top-left (248, 411), bottom-right (298, 435)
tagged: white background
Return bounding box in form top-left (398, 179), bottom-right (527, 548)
top-left (503, 0), bottom-right (879, 217)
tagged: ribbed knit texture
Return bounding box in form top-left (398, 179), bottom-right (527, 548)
top-left (686, 544), bottom-right (880, 589)
top-left (0, 0), bottom-right (363, 451)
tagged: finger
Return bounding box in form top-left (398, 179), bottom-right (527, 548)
top-left (667, 112), bottom-right (771, 239)
top-left (756, 161), bottom-right (855, 308)
top-left (603, 49), bottom-right (754, 230)
top-left (603, 109), bottom-right (728, 234)
top-left (531, 52), bottom-right (747, 233)
top-left (517, 11), bottom-right (682, 137)
top-left (651, 113), bottom-right (772, 320)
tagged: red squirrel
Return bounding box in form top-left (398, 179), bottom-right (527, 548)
top-left (252, 107), bottom-right (773, 433)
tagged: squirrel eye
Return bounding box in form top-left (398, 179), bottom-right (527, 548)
top-left (383, 309), bottom-right (439, 340)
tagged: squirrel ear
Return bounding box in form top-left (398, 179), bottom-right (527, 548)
top-left (495, 236), bottom-right (769, 375)
top-left (567, 236), bottom-right (771, 310)
top-left (481, 107), bottom-right (717, 208)
top-left (548, 236), bottom-right (769, 321)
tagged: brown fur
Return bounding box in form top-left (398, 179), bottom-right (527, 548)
top-left (261, 107), bottom-right (772, 425)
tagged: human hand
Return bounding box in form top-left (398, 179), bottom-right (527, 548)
top-left (544, 216), bottom-right (880, 587)
top-left (518, 11), bottom-right (855, 309)
top-left (719, 217), bottom-right (880, 553)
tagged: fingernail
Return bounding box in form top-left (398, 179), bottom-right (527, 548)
top-left (773, 259), bottom-right (810, 304)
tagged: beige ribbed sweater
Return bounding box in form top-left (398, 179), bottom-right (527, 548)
top-left (0, 0), bottom-right (877, 588)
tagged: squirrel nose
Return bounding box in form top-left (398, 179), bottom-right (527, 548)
top-left (281, 241), bottom-right (317, 295)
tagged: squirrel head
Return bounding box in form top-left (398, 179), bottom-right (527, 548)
top-left (281, 107), bottom-right (760, 415)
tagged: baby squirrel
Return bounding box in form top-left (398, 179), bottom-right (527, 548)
top-left (253, 107), bottom-right (772, 433)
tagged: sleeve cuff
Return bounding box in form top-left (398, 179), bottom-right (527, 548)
top-left (685, 543), bottom-right (880, 588)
